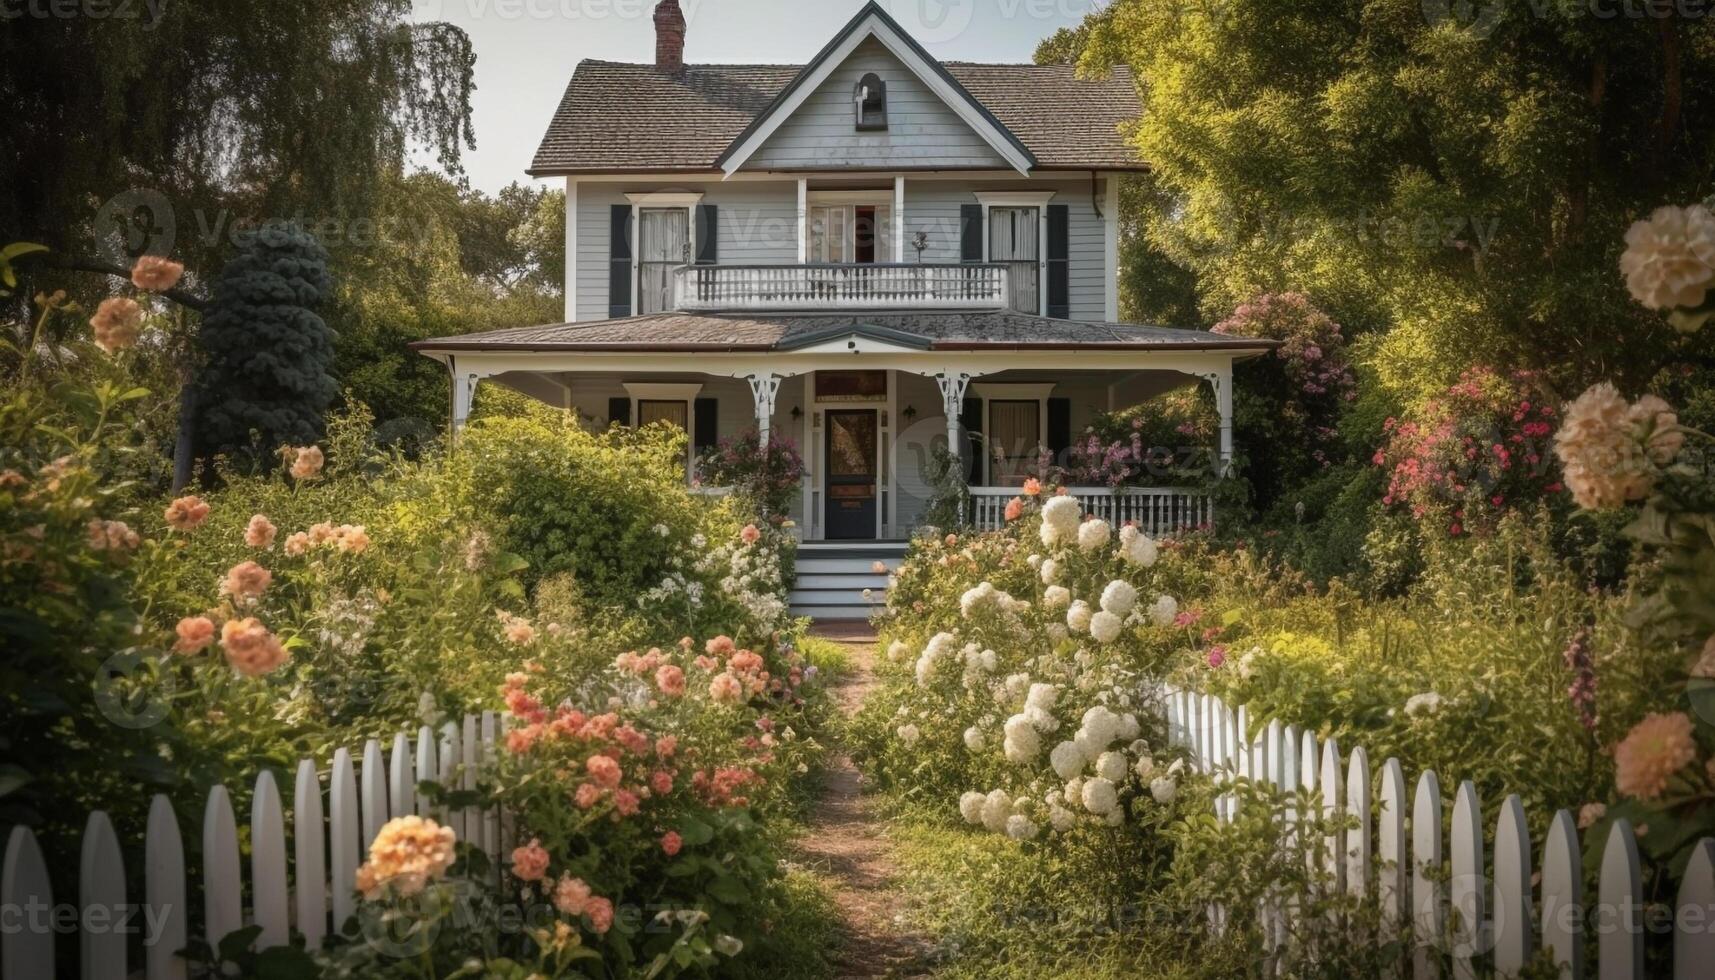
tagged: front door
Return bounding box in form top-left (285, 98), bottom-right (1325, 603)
top-left (824, 410), bottom-right (878, 540)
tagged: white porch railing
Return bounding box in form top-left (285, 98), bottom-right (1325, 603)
top-left (970, 486), bottom-right (1213, 536)
top-left (672, 263), bottom-right (1010, 312)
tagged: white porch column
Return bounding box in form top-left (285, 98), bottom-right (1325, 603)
top-left (935, 371), bottom-right (971, 480)
top-left (449, 361), bottom-right (486, 440)
top-left (892, 175), bottom-right (905, 262)
top-left (747, 373), bottom-right (783, 448)
top-left (796, 178), bottom-right (809, 264)
top-left (1201, 364), bottom-right (1235, 477)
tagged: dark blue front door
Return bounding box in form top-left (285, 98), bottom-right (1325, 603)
top-left (825, 410), bottom-right (877, 540)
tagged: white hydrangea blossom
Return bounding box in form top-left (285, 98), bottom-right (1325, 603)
top-left (963, 726), bottom-right (987, 751)
top-left (1076, 518), bottom-right (1112, 552)
top-left (1150, 776), bottom-right (1179, 804)
top-left (960, 791), bottom-right (986, 824)
top-left (1095, 750), bottom-right (1129, 782)
top-left (1089, 610), bottom-right (1123, 643)
top-left (981, 789), bottom-right (1013, 832)
top-left (1049, 740), bottom-right (1086, 780)
top-left (1404, 692), bottom-right (1446, 718)
top-left (1049, 805), bottom-right (1076, 832)
top-left (1118, 524), bottom-right (1159, 567)
top-left (1042, 584), bottom-right (1071, 609)
top-left (1005, 814), bottom-right (1040, 841)
top-left (1040, 496), bottom-right (1081, 548)
top-left (887, 640), bottom-right (911, 663)
top-left (1045, 623), bottom-right (1069, 644)
top-left (895, 723), bottom-right (921, 746)
top-left (1024, 682), bottom-right (1058, 714)
top-left (1039, 557), bottom-right (1062, 584)
top-left (1148, 594), bottom-right (1180, 627)
top-left (960, 581), bottom-right (1014, 619)
top-left (1066, 600), bottom-right (1093, 633)
top-left (1099, 580), bottom-right (1138, 617)
top-left (1002, 713), bottom-right (1041, 763)
top-left (1081, 777), bottom-right (1118, 815)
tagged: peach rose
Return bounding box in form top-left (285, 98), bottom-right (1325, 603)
top-left (574, 783), bottom-right (602, 809)
top-left (220, 560), bottom-right (272, 600)
top-left (334, 524), bottom-right (370, 554)
top-left (282, 531), bottom-right (310, 557)
top-left (163, 495), bottom-right (210, 532)
top-left (356, 815), bottom-right (456, 898)
top-left (585, 754), bottom-right (622, 790)
top-left (740, 523), bottom-right (761, 545)
top-left (660, 831), bottom-right (682, 856)
top-left (1614, 712), bottom-right (1698, 801)
top-left (287, 445), bottom-right (325, 480)
top-left (86, 519), bottom-right (140, 552)
top-left (583, 896), bottom-right (614, 934)
top-left (510, 838), bottom-right (550, 882)
top-left (708, 672), bottom-right (744, 705)
top-left (1004, 497), bottom-right (1024, 522)
top-left (130, 255), bottom-right (185, 293)
top-left (89, 297), bottom-right (143, 353)
top-left (220, 617), bottom-right (289, 677)
top-left (655, 664), bottom-right (686, 698)
top-left (244, 514), bottom-right (277, 549)
top-left (173, 616), bottom-right (217, 654)
top-left (552, 875), bottom-right (591, 916)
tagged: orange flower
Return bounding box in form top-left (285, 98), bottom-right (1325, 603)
top-left (287, 445), bottom-right (324, 480)
top-left (130, 255), bottom-right (185, 293)
top-left (355, 816), bottom-right (456, 898)
top-left (584, 895), bottom-right (614, 933)
top-left (244, 514), bottom-right (277, 549)
top-left (1614, 712), bottom-right (1698, 801)
top-left (163, 495), bottom-right (210, 531)
top-left (86, 519), bottom-right (140, 551)
top-left (333, 524), bottom-right (370, 554)
top-left (1022, 477), bottom-right (1042, 496)
top-left (220, 560), bottom-right (272, 600)
top-left (510, 838), bottom-right (550, 882)
top-left (282, 531), bottom-right (310, 557)
top-left (173, 616), bottom-right (216, 654)
top-left (1004, 497), bottom-right (1024, 522)
top-left (220, 617), bottom-right (289, 677)
top-left (89, 297), bottom-right (143, 353)
top-left (739, 523), bottom-right (761, 545)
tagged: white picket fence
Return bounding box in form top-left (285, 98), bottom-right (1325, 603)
top-left (1163, 687), bottom-right (1715, 978)
top-left (1, 713), bottom-right (511, 979)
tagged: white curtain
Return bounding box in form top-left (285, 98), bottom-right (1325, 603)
top-left (988, 400), bottom-right (1040, 485)
top-left (639, 209), bottom-right (688, 314)
top-left (989, 207), bottom-right (1040, 314)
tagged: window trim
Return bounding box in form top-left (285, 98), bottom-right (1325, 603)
top-left (974, 192), bottom-right (1055, 316)
top-left (624, 192), bottom-right (703, 315)
top-left (970, 382), bottom-right (1055, 486)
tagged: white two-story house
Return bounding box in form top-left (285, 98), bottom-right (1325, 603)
top-left (412, 1), bottom-right (1272, 615)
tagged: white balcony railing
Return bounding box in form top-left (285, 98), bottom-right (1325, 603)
top-left (969, 486), bottom-right (1214, 537)
top-left (672, 263), bottom-right (1009, 313)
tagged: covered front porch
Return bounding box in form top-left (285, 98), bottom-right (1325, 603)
top-left (412, 312), bottom-right (1273, 543)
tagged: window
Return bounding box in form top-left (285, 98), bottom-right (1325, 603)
top-left (810, 204), bottom-right (889, 264)
top-left (816, 370), bottom-right (887, 401)
top-left (637, 208), bottom-right (689, 314)
top-left (638, 400), bottom-right (688, 429)
top-left (854, 73), bottom-right (887, 131)
top-left (989, 207), bottom-right (1040, 315)
top-left (987, 400), bottom-right (1041, 486)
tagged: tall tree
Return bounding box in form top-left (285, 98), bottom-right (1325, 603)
top-left (1071, 1), bottom-right (1714, 403)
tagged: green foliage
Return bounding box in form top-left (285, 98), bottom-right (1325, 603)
top-left (196, 225), bottom-right (338, 460)
top-left (697, 430), bottom-right (807, 522)
top-left (919, 446), bottom-right (972, 531)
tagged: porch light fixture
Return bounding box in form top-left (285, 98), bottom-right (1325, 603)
top-left (912, 231), bottom-right (928, 262)
top-left (791, 406), bottom-right (803, 421)
top-left (902, 404), bottom-right (917, 421)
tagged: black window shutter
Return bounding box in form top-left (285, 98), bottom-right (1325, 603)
top-left (1046, 204), bottom-right (1070, 319)
top-left (695, 205), bottom-right (718, 265)
top-left (1047, 398), bottom-right (1072, 461)
top-left (608, 205), bottom-right (632, 318)
top-left (960, 204), bottom-right (984, 263)
top-left (607, 397), bottom-right (631, 428)
top-left (693, 397), bottom-right (718, 456)
top-left (960, 396), bottom-right (984, 484)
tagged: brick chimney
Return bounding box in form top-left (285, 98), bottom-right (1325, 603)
top-left (654, 0), bottom-right (686, 74)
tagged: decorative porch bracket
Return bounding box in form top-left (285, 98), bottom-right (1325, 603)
top-left (1195, 366), bottom-right (1235, 477)
top-left (746, 373), bottom-right (784, 448)
top-left (448, 359), bottom-right (489, 441)
top-left (934, 371), bottom-right (972, 476)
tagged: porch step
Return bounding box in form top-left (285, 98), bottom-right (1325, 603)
top-left (788, 544), bottom-right (905, 622)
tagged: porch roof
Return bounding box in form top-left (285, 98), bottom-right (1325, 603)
top-left (409, 312), bottom-right (1279, 356)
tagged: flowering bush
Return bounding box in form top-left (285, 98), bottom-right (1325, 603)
top-left (696, 430), bottom-right (805, 521)
top-left (1373, 366), bottom-right (1566, 536)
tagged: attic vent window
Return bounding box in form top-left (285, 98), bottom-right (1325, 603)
top-left (854, 73), bottom-right (888, 131)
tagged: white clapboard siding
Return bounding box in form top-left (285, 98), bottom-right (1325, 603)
top-left (1599, 819), bottom-right (1644, 980)
top-left (251, 772), bottom-right (289, 950)
top-left (1492, 795), bottom-right (1532, 974)
top-left (1540, 809), bottom-right (1583, 980)
top-left (294, 759), bottom-right (328, 950)
top-left (1450, 781), bottom-right (1484, 979)
top-left (202, 785), bottom-right (243, 955)
top-left (3, 826), bottom-right (55, 977)
top-left (145, 795), bottom-right (187, 980)
top-left (80, 811), bottom-right (126, 979)
top-left (1159, 685), bottom-right (1715, 980)
top-left (329, 747), bottom-right (361, 931)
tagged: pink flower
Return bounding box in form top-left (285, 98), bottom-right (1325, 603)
top-left (89, 297), bottom-right (143, 353)
top-left (163, 495), bottom-right (210, 532)
top-left (655, 664), bottom-right (686, 698)
top-left (244, 514), bottom-right (277, 549)
top-left (613, 789), bottom-right (640, 816)
top-left (584, 895), bottom-right (614, 934)
top-left (709, 672), bottom-right (744, 705)
top-left (130, 255), bottom-right (184, 292)
top-left (552, 876), bottom-right (591, 915)
top-left (1207, 646), bottom-right (1227, 669)
top-left (1004, 497), bottom-right (1024, 522)
top-left (740, 523), bottom-right (761, 545)
top-left (283, 531), bottom-right (310, 556)
top-left (585, 754), bottom-right (622, 789)
top-left (221, 617), bottom-right (289, 677)
top-left (1022, 478), bottom-right (1042, 496)
top-left (574, 783), bottom-right (602, 809)
top-left (705, 635), bottom-right (736, 657)
top-left (1614, 712), bottom-right (1697, 801)
top-left (173, 616), bottom-right (216, 654)
top-left (654, 735), bottom-right (678, 758)
top-left (287, 446), bottom-right (324, 480)
top-left (510, 839), bottom-right (550, 882)
top-left (220, 560), bottom-right (272, 600)
top-left (660, 831), bottom-right (683, 856)
top-left (651, 770), bottom-right (674, 794)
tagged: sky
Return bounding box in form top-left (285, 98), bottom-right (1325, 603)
top-left (410, 0), bottom-right (1098, 194)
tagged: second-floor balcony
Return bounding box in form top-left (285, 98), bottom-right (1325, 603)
top-left (671, 262), bottom-right (1011, 313)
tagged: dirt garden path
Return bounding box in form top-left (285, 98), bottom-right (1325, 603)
top-left (800, 621), bottom-right (932, 979)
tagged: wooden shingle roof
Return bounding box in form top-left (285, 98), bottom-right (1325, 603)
top-left (528, 61), bottom-right (1144, 175)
